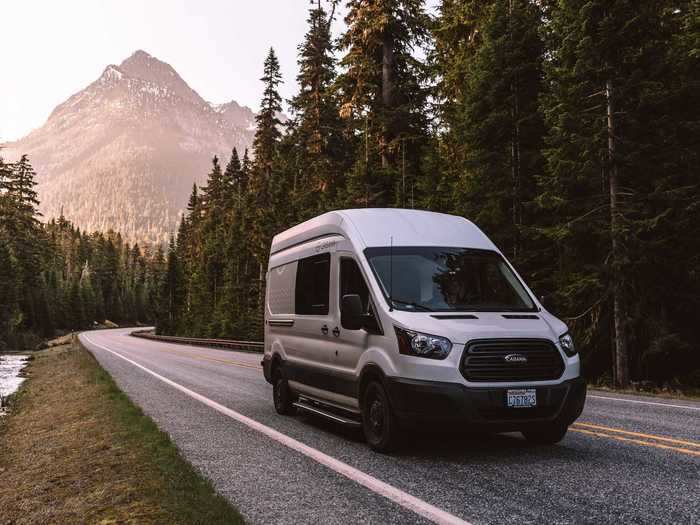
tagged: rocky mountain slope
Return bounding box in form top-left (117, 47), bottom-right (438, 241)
top-left (2, 50), bottom-right (256, 246)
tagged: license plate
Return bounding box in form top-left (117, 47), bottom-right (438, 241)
top-left (507, 389), bottom-right (537, 408)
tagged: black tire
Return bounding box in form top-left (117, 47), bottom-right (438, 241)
top-left (361, 380), bottom-right (399, 452)
top-left (273, 373), bottom-right (296, 415)
top-left (522, 424), bottom-right (568, 445)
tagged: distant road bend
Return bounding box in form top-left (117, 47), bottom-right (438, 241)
top-left (80, 329), bottom-right (699, 525)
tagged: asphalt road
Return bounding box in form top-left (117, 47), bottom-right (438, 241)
top-left (80, 328), bottom-right (699, 525)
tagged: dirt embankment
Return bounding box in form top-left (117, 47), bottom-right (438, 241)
top-left (0, 342), bottom-right (242, 524)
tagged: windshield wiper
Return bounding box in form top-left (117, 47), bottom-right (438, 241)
top-left (391, 298), bottom-right (434, 312)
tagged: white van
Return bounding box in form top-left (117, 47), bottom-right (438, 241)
top-left (262, 209), bottom-right (586, 451)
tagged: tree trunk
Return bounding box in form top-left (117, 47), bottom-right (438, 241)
top-left (510, 78), bottom-right (521, 260)
top-left (509, 0), bottom-right (521, 260)
top-left (381, 31), bottom-right (395, 169)
top-left (607, 78), bottom-right (629, 388)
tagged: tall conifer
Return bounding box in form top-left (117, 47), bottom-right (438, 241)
top-left (338, 0), bottom-right (430, 206)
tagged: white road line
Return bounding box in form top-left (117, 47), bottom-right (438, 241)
top-left (589, 394), bottom-right (700, 411)
top-left (82, 334), bottom-right (471, 525)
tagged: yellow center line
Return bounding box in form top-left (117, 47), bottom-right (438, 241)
top-left (572, 422), bottom-right (700, 448)
top-left (571, 427), bottom-right (700, 458)
top-left (146, 345), bottom-right (262, 370)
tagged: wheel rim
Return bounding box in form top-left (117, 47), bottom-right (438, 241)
top-left (368, 394), bottom-right (385, 438)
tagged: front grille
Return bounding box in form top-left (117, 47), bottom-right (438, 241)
top-left (461, 339), bottom-right (564, 382)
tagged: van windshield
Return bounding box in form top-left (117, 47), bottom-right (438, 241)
top-left (364, 247), bottom-right (536, 313)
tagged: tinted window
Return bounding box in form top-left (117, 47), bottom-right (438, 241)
top-left (340, 258), bottom-right (370, 312)
top-left (295, 253), bottom-right (330, 315)
top-left (365, 247), bottom-right (535, 312)
top-left (340, 257), bottom-right (381, 332)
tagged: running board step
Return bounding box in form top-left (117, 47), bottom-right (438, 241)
top-left (293, 400), bottom-right (361, 428)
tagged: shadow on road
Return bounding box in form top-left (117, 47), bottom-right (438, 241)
top-left (294, 412), bottom-right (587, 462)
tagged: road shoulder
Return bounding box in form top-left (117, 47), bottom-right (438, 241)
top-left (0, 340), bottom-right (243, 524)
top-left (588, 387), bottom-right (700, 405)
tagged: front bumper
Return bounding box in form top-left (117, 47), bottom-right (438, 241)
top-left (385, 375), bottom-right (586, 432)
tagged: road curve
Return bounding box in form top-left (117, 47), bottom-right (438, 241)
top-left (80, 329), bottom-right (699, 525)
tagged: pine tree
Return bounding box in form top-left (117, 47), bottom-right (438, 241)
top-left (338, 0), bottom-right (430, 206)
top-left (203, 156), bottom-right (225, 213)
top-left (0, 243), bottom-right (20, 347)
top-left (3, 155), bottom-right (46, 335)
top-left (158, 235), bottom-right (185, 335)
top-left (67, 277), bottom-right (84, 329)
top-left (223, 148), bottom-right (242, 207)
top-left (288, 3), bottom-right (347, 215)
top-left (0, 156), bottom-right (13, 233)
top-left (244, 49), bottom-right (286, 337)
top-left (7, 155), bottom-right (40, 222)
top-left (201, 156), bottom-right (226, 332)
top-left (80, 262), bottom-right (97, 327)
top-left (252, 48), bottom-right (283, 183)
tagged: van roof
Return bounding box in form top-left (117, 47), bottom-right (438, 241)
top-left (270, 208), bottom-right (499, 256)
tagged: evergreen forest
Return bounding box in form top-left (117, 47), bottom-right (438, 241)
top-left (3, 1), bottom-right (698, 389)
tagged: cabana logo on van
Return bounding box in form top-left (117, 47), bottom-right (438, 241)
top-left (504, 353), bottom-right (528, 363)
top-left (314, 240), bottom-right (337, 253)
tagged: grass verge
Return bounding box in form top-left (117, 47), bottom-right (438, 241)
top-left (0, 341), bottom-right (244, 524)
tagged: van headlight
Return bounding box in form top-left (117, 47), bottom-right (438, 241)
top-left (394, 327), bottom-right (452, 360)
top-left (559, 332), bottom-right (576, 357)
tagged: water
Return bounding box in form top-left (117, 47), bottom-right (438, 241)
top-left (0, 355), bottom-right (29, 414)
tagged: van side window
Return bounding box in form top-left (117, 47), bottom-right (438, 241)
top-left (295, 253), bottom-right (331, 315)
top-left (268, 261), bottom-right (296, 314)
top-left (340, 257), bottom-right (370, 313)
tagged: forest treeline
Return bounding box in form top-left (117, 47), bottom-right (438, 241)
top-left (0, 155), bottom-right (163, 350)
top-left (165, 0), bottom-right (699, 388)
top-left (2, 1), bottom-right (697, 389)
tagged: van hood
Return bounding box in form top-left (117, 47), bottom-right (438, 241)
top-left (388, 311), bottom-right (567, 345)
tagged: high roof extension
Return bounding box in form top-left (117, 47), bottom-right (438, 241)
top-left (270, 208), bottom-right (499, 255)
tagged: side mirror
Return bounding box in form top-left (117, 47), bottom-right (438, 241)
top-left (341, 294), bottom-right (364, 331)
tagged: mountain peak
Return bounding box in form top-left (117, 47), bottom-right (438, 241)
top-left (120, 49), bottom-right (175, 79)
top-left (2, 50), bottom-right (256, 246)
top-left (115, 50), bottom-right (202, 105)
top-left (129, 49), bottom-right (153, 59)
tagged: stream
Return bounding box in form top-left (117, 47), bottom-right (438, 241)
top-left (0, 355), bottom-right (29, 414)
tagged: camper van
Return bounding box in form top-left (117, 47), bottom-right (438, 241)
top-left (262, 209), bottom-right (586, 451)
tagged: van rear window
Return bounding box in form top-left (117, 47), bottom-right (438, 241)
top-left (295, 253), bottom-right (330, 315)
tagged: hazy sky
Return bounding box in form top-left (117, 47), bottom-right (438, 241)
top-left (1, 0), bottom-right (439, 142)
top-left (0, 0), bottom-right (336, 141)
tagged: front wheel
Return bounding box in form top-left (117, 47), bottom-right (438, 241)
top-left (361, 381), bottom-right (399, 452)
top-left (522, 424), bottom-right (568, 445)
top-left (273, 375), bottom-right (296, 415)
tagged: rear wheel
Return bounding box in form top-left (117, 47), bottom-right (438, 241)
top-left (522, 424), bottom-right (568, 445)
top-left (361, 380), bottom-right (399, 452)
top-left (273, 373), bottom-right (296, 415)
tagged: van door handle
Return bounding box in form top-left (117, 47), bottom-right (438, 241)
top-left (321, 325), bottom-right (329, 335)
top-left (332, 327), bottom-right (340, 337)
